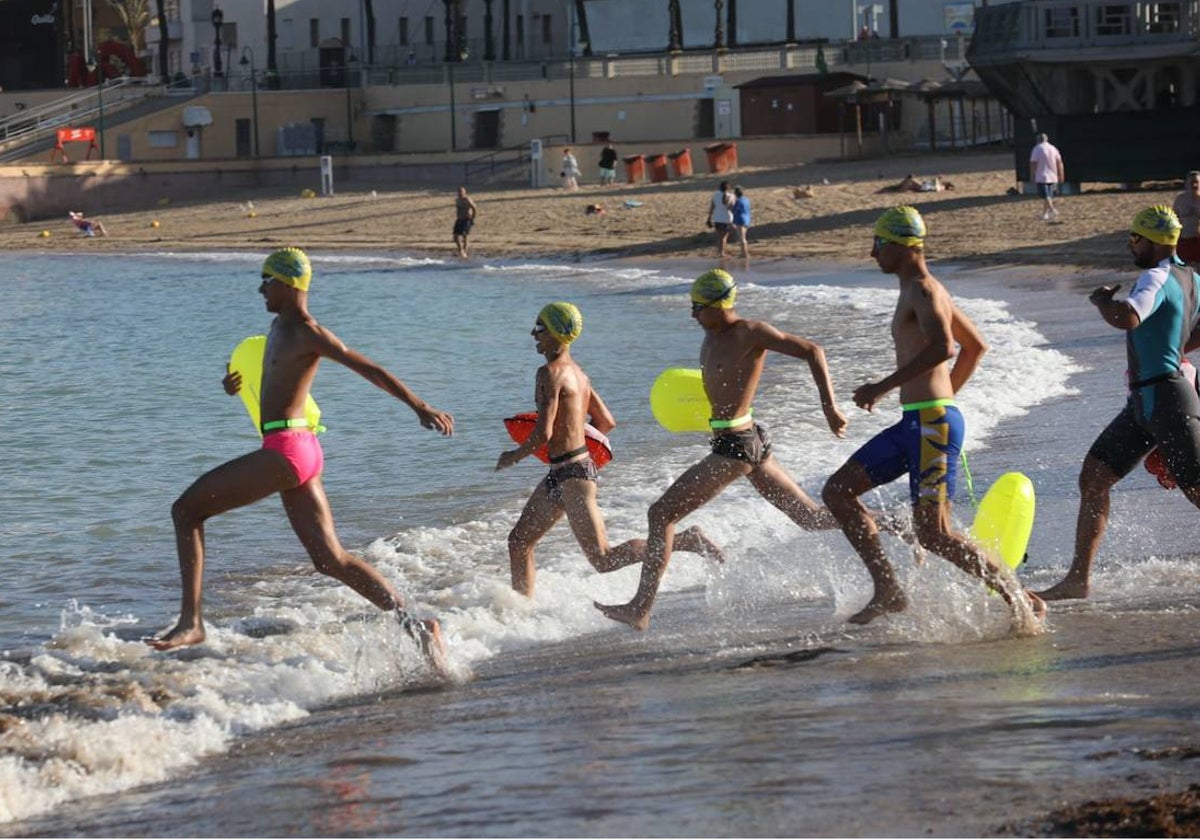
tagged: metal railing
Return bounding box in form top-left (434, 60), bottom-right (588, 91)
top-left (0, 78), bottom-right (154, 157)
top-left (971, 0), bottom-right (1200, 57)
top-left (463, 144), bottom-right (530, 185)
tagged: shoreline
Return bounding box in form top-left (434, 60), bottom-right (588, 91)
top-left (2, 149), bottom-right (1185, 272)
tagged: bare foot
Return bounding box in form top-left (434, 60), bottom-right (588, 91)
top-left (1032, 579), bottom-right (1089, 601)
top-left (847, 592), bottom-right (907, 625)
top-left (678, 525), bottom-right (726, 563)
top-left (1026, 590), bottom-right (1048, 621)
top-left (594, 600), bottom-right (650, 631)
top-left (398, 612), bottom-right (450, 678)
top-left (146, 622), bottom-right (205, 651)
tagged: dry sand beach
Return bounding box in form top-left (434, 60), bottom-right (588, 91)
top-left (2, 149), bottom-right (1188, 273)
top-left (6, 147), bottom-right (1200, 836)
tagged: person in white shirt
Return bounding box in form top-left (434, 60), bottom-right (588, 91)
top-left (705, 181), bottom-right (734, 257)
top-left (1029, 133), bottom-right (1065, 221)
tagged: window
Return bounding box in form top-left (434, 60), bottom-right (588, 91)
top-left (1095, 4), bottom-right (1132, 35)
top-left (147, 130), bottom-right (178, 148)
top-left (1147, 1), bottom-right (1182, 32)
top-left (281, 17), bottom-right (294, 50)
top-left (516, 14), bottom-right (524, 50)
top-left (235, 118), bottom-right (250, 157)
top-left (223, 21), bottom-right (238, 49)
top-left (399, 16), bottom-right (408, 46)
top-left (310, 18), bottom-right (319, 48)
top-left (424, 16), bottom-right (435, 46)
top-left (1043, 6), bottom-right (1080, 37)
top-left (542, 14), bottom-right (552, 44)
top-left (341, 17), bottom-right (351, 46)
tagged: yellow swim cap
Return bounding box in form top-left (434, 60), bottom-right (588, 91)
top-left (1131, 205), bottom-right (1182, 246)
top-left (262, 247), bottom-right (313, 291)
top-left (874, 205), bottom-right (926, 247)
top-left (538, 302), bottom-right (583, 345)
top-left (691, 268), bottom-right (737, 308)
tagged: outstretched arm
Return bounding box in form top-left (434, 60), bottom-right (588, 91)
top-left (313, 325), bottom-right (454, 435)
top-left (755, 322), bottom-right (847, 437)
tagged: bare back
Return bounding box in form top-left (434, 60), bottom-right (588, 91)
top-left (699, 319), bottom-right (768, 421)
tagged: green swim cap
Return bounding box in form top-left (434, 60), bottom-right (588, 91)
top-left (874, 205), bottom-right (926, 247)
top-left (1131, 205), bottom-right (1181, 246)
top-left (538, 302), bottom-right (583, 345)
top-left (262, 247), bottom-right (313, 291)
top-left (690, 268), bottom-right (737, 308)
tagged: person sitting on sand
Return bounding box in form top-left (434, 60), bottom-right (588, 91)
top-left (878, 175), bottom-right (954, 194)
top-left (148, 247), bottom-right (455, 675)
top-left (68, 211), bottom-right (107, 237)
top-left (497, 302), bottom-right (724, 597)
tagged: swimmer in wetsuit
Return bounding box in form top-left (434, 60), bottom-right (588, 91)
top-left (497, 302), bottom-right (724, 597)
top-left (149, 247), bottom-right (455, 673)
top-left (595, 269), bottom-right (852, 631)
top-left (1037, 206), bottom-right (1200, 601)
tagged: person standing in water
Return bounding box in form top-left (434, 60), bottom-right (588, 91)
top-left (821, 207), bottom-right (1044, 631)
top-left (453, 186), bottom-right (478, 259)
top-left (1036, 206), bottom-right (1200, 601)
top-left (497, 302), bottom-right (724, 596)
top-left (595, 269), bottom-right (850, 631)
top-left (148, 247), bottom-right (455, 672)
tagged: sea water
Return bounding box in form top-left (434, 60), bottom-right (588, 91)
top-left (2, 253), bottom-right (1200, 835)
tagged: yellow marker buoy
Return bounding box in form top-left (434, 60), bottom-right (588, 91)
top-left (300, 188), bottom-right (316, 199)
top-left (39, 230), bottom-right (50, 238)
top-left (969, 472), bottom-right (1036, 570)
top-left (247, 211), bottom-right (258, 218)
top-left (649, 368), bottom-right (712, 433)
top-left (151, 220), bottom-right (160, 228)
top-left (229, 336), bottom-right (323, 436)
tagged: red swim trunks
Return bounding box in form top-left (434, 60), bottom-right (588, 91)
top-left (262, 429), bottom-right (324, 485)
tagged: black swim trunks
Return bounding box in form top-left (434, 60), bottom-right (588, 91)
top-left (545, 457), bottom-right (598, 504)
top-left (453, 218), bottom-right (474, 236)
top-left (710, 422), bottom-right (772, 467)
top-left (1090, 372), bottom-right (1200, 488)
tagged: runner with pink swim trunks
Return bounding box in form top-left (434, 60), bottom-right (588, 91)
top-left (148, 247), bottom-right (456, 675)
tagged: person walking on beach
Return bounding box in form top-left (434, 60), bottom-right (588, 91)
top-left (497, 302), bottom-right (724, 596)
top-left (597, 142), bottom-right (618, 186)
top-left (561, 148), bottom-right (581, 191)
top-left (148, 247), bottom-right (455, 671)
top-left (595, 269), bottom-right (851, 631)
top-left (821, 207), bottom-right (1045, 631)
top-left (453, 185), bottom-right (477, 259)
top-left (1036, 206), bottom-right (1200, 602)
top-left (705, 181), bottom-right (735, 258)
top-left (1030, 132), bottom-right (1065, 222)
top-left (731, 186), bottom-right (751, 259)
top-left (1172, 170), bottom-right (1200, 267)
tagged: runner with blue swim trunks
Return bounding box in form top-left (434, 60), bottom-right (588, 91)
top-left (822, 206), bottom-right (1046, 632)
top-left (1038, 206), bottom-right (1200, 602)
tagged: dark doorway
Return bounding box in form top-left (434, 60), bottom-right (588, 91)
top-left (473, 109), bottom-right (501, 148)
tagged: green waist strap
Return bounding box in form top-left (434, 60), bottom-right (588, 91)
top-left (709, 410), bottom-right (753, 430)
top-left (900, 398), bottom-right (956, 412)
top-left (262, 418), bottom-right (313, 432)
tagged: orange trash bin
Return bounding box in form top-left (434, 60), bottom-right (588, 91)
top-left (647, 153), bottom-right (669, 183)
top-left (704, 142), bottom-right (738, 174)
top-left (668, 148), bottom-right (693, 178)
top-left (623, 154), bottom-right (645, 184)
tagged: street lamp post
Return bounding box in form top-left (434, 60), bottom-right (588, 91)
top-left (239, 47), bottom-right (259, 157)
top-left (88, 56), bottom-right (106, 159)
top-left (344, 50), bottom-right (357, 151)
top-left (212, 7), bottom-right (224, 84)
top-left (447, 48), bottom-right (467, 151)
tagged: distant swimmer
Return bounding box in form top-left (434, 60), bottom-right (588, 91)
top-left (1037, 206), bottom-right (1200, 601)
top-left (497, 302), bottom-right (724, 597)
top-left (821, 207), bottom-right (1045, 632)
top-left (453, 185), bottom-right (477, 260)
top-left (596, 269), bottom-right (851, 631)
top-left (148, 247), bottom-right (455, 673)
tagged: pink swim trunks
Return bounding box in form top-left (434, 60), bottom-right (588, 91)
top-left (262, 429), bottom-right (324, 485)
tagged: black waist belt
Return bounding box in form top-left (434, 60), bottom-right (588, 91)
top-left (549, 444), bottom-right (589, 464)
top-left (1130, 369), bottom-right (1182, 390)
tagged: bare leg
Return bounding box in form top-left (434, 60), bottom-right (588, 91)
top-left (507, 478), bottom-right (566, 596)
top-left (822, 461), bottom-right (908, 624)
top-left (912, 500), bottom-right (1044, 630)
top-left (149, 449), bottom-right (298, 651)
top-left (1034, 454), bottom-right (1118, 602)
top-left (748, 457), bottom-right (841, 530)
top-left (283, 475), bottom-right (448, 673)
top-left (596, 455), bottom-right (749, 630)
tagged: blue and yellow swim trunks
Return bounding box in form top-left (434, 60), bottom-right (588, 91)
top-left (850, 399), bottom-right (964, 505)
